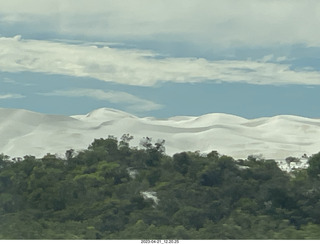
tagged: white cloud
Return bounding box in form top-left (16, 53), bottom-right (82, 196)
top-left (276, 56), bottom-right (289, 62)
top-left (260, 55), bottom-right (274, 63)
top-left (0, 93), bottom-right (25, 99)
top-left (1, 0), bottom-right (320, 47)
top-left (1, 36), bottom-right (320, 87)
top-left (40, 89), bottom-right (163, 112)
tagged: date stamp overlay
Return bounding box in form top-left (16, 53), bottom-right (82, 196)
top-left (141, 240), bottom-right (179, 244)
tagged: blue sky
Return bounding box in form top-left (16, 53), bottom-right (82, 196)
top-left (1, 0), bottom-right (320, 119)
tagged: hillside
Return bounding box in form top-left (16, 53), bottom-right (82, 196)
top-left (2, 136), bottom-right (320, 239)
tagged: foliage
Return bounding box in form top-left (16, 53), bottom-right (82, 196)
top-left (1, 135), bottom-right (320, 239)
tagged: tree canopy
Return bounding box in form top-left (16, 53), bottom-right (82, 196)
top-left (1, 136), bottom-right (320, 239)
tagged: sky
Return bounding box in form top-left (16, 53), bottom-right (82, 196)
top-left (1, 0), bottom-right (320, 119)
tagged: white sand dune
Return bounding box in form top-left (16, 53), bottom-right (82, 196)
top-left (1, 107), bottom-right (319, 168)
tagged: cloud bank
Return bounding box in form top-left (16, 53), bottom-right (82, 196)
top-left (1, 36), bottom-right (320, 87)
top-left (1, 0), bottom-right (320, 47)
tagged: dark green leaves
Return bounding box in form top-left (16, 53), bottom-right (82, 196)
top-left (1, 136), bottom-right (320, 239)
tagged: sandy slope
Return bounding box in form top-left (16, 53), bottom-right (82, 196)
top-left (1, 107), bottom-right (320, 166)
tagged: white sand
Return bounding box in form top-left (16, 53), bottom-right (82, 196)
top-left (1, 107), bottom-right (319, 166)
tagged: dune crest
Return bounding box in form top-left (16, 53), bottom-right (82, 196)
top-left (1, 107), bottom-right (319, 164)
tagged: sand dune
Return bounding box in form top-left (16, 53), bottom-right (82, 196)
top-left (1, 108), bottom-right (319, 168)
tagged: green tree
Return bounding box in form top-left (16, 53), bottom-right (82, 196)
top-left (173, 152), bottom-right (190, 175)
top-left (307, 152), bottom-right (320, 179)
top-left (0, 154), bottom-right (12, 169)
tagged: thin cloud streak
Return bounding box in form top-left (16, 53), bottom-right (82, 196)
top-left (40, 89), bottom-right (163, 112)
top-left (1, 36), bottom-right (320, 87)
top-left (0, 93), bottom-right (25, 99)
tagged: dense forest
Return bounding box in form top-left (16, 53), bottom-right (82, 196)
top-left (1, 135), bottom-right (320, 239)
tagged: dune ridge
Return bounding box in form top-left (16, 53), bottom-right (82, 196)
top-left (1, 108), bottom-right (319, 167)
